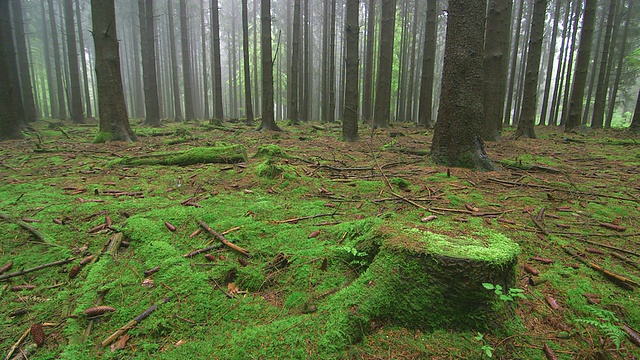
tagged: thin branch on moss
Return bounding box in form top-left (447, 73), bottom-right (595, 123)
top-left (0, 258), bottom-right (75, 282)
top-left (0, 213), bottom-right (50, 244)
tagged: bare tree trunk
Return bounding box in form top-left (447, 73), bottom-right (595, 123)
top-left (630, 85), bottom-right (640, 132)
top-left (512, 0), bottom-right (534, 126)
top-left (253, 1), bottom-right (260, 116)
top-left (210, 0), bottom-right (224, 121)
top-left (139, 0), bottom-right (160, 126)
top-left (539, 0), bottom-right (561, 126)
top-left (581, 2), bottom-right (607, 126)
top-left (40, 0), bottom-right (58, 118)
top-left (0, 7), bottom-right (23, 141)
top-left (301, 0), bottom-right (311, 121)
top-left (342, 0), bottom-right (359, 141)
top-left (11, 0), bottom-right (38, 122)
top-left (503, 0), bottom-right (525, 126)
top-left (565, 0), bottom-right (597, 132)
top-left (48, 0), bottom-right (67, 119)
top-left (559, 0), bottom-right (581, 126)
top-left (516, 0), bottom-right (547, 139)
top-left (74, 0), bottom-right (92, 118)
top-left (362, 0), bottom-right (376, 122)
top-left (289, 0), bottom-right (301, 125)
top-left (418, 0), bottom-right (437, 127)
top-left (606, 0), bottom-right (632, 127)
top-left (327, 0), bottom-right (337, 123)
top-left (549, 0), bottom-right (572, 126)
top-left (258, 0), bottom-right (281, 131)
top-left (591, 0), bottom-right (618, 129)
top-left (91, 0), bottom-right (137, 143)
top-left (241, 0), bottom-right (254, 125)
top-left (200, 1), bottom-right (210, 120)
top-left (180, 0), bottom-right (195, 121)
top-left (404, 0), bottom-right (419, 122)
top-left (167, 0), bottom-right (182, 121)
top-left (64, 0), bottom-right (85, 123)
top-left (373, 0), bottom-right (396, 128)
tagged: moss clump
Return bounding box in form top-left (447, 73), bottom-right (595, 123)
top-left (255, 159), bottom-right (284, 179)
top-left (390, 177), bottom-right (410, 189)
top-left (254, 144), bottom-right (290, 158)
top-left (113, 145), bottom-right (247, 166)
top-left (92, 131), bottom-right (113, 143)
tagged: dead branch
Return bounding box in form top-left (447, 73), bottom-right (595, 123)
top-left (0, 258), bottom-right (75, 281)
top-left (209, 276), bottom-right (234, 298)
top-left (182, 244), bottom-right (222, 258)
top-left (570, 237), bottom-right (640, 257)
top-left (84, 290), bottom-right (109, 340)
top-left (563, 245), bottom-right (639, 289)
top-left (197, 220), bottom-right (250, 257)
top-left (3, 327), bottom-right (30, 360)
top-left (0, 213), bottom-right (49, 244)
top-left (273, 213), bottom-right (340, 224)
top-left (488, 178), bottom-right (638, 203)
top-left (101, 297), bottom-right (170, 347)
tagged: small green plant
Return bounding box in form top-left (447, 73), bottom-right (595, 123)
top-left (473, 332), bottom-right (494, 358)
top-left (575, 307), bottom-right (627, 350)
top-left (482, 283), bottom-right (526, 302)
top-left (336, 245), bottom-right (369, 268)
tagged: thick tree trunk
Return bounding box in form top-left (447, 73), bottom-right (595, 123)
top-left (362, 0), bottom-right (376, 123)
top-left (74, 0), bottom-right (92, 118)
top-left (606, 0), bottom-right (632, 127)
top-left (630, 86), bottom-right (640, 132)
top-left (342, 0), bottom-right (359, 141)
top-left (591, 0), bottom-right (618, 129)
top-left (64, 0), bottom-right (85, 124)
top-left (373, 0), bottom-right (396, 128)
top-left (289, 0), bottom-right (301, 125)
top-left (431, 0), bottom-right (494, 171)
top-left (241, 0), bottom-right (254, 125)
top-left (0, 9), bottom-right (23, 141)
top-left (327, 0), bottom-right (337, 123)
top-left (91, 0), bottom-right (137, 143)
top-left (180, 0), bottom-right (195, 121)
top-left (139, 0), bottom-right (160, 126)
top-left (565, 0), bottom-right (597, 132)
top-left (0, 1), bottom-right (26, 126)
top-left (200, 2), bottom-right (210, 120)
top-left (418, 0), bottom-right (436, 127)
top-left (516, 0), bottom-right (547, 139)
top-left (539, 0), bottom-right (561, 126)
top-left (167, 0), bottom-right (183, 121)
top-left (211, 0), bottom-right (224, 121)
top-left (258, 0), bottom-right (281, 131)
top-left (482, 0), bottom-right (511, 140)
top-left (40, 0), bottom-right (58, 118)
top-left (10, 0), bottom-right (38, 122)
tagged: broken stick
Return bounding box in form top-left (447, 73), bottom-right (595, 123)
top-left (197, 220), bottom-right (250, 257)
top-left (0, 213), bottom-right (49, 244)
top-left (0, 258), bottom-right (75, 282)
top-left (563, 245), bottom-right (639, 289)
top-left (101, 297), bottom-right (170, 347)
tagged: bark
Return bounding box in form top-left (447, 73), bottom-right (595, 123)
top-left (482, 0), bottom-right (511, 140)
top-left (139, 0), bottom-right (160, 126)
top-left (241, 0), bottom-right (254, 125)
top-left (74, 0), bottom-right (92, 118)
top-left (0, 9), bottom-right (22, 141)
top-left (565, 0), bottom-right (597, 132)
top-left (48, 0), bottom-right (66, 118)
top-left (64, 0), bottom-right (85, 123)
top-left (258, 0), bottom-right (281, 131)
top-left (362, 0), bottom-right (376, 122)
top-left (606, 0), bottom-right (632, 127)
top-left (199, 2), bottom-right (210, 120)
top-left (289, 0), bottom-right (301, 125)
top-left (40, 0), bottom-right (58, 118)
top-left (431, 0), bottom-right (494, 170)
top-left (418, 0), bottom-right (437, 127)
top-left (395, 2), bottom-right (408, 122)
top-left (179, 0), bottom-right (195, 121)
top-left (211, 0), bottom-right (224, 121)
top-left (516, 0), bottom-right (547, 139)
top-left (0, 1), bottom-right (26, 126)
top-left (91, 0), bottom-right (137, 143)
top-left (630, 86), bottom-right (640, 132)
top-left (503, 0), bottom-right (525, 126)
top-left (539, 0), bottom-right (561, 125)
top-left (321, 0), bottom-right (330, 122)
top-left (167, 0), bottom-right (182, 121)
top-left (404, 0), bottom-right (419, 122)
top-left (342, 0), bottom-right (359, 141)
top-left (301, 0), bottom-right (311, 121)
top-left (373, 0), bottom-right (397, 128)
top-left (581, 2), bottom-right (607, 126)
top-left (591, 0), bottom-right (618, 129)
top-left (10, 0), bottom-right (38, 122)
top-left (253, 1), bottom-right (260, 116)
top-left (327, 0), bottom-right (337, 123)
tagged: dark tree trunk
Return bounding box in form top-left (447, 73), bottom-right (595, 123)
top-left (200, 2), bottom-right (210, 120)
top-left (539, 0), bottom-right (561, 125)
top-left (301, 0), bottom-right (311, 121)
top-left (139, 0), bottom-right (160, 126)
top-left (10, 0), bottom-right (38, 122)
top-left (516, 0), bottom-right (547, 139)
top-left (321, 0), bottom-right (329, 122)
top-left (180, 0), bottom-right (195, 121)
top-left (362, 0), bottom-right (376, 122)
top-left (74, 0), bottom-right (92, 118)
top-left (342, 0), bottom-right (359, 141)
top-left (482, 0), bottom-right (511, 140)
top-left (48, 0), bottom-right (67, 118)
top-left (258, 0), bottom-right (281, 131)
top-left (404, 0), bottom-right (419, 122)
top-left (565, 0), bottom-right (597, 132)
top-left (0, 9), bottom-right (23, 141)
top-left (630, 86), bottom-right (640, 132)
top-left (0, 1), bottom-right (26, 126)
top-left (167, 0), bottom-right (182, 121)
top-left (431, 0), bottom-right (494, 170)
top-left (91, 0), bottom-right (137, 143)
top-left (591, 0), bottom-right (618, 129)
top-left (211, 0), bottom-right (224, 121)
top-left (373, 0), bottom-right (396, 128)
top-left (241, 0), bottom-right (254, 125)
top-left (40, 0), bottom-right (58, 118)
top-left (606, 0), bottom-right (632, 127)
top-left (503, 0), bottom-right (525, 126)
top-left (64, 0), bottom-right (85, 123)
top-left (327, 0), bottom-right (337, 123)
top-left (418, 0), bottom-right (436, 127)
top-left (253, 1), bottom-right (260, 116)
top-left (289, 0), bottom-right (301, 125)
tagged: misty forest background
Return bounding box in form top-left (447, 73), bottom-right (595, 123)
top-left (1, 0), bottom-right (640, 148)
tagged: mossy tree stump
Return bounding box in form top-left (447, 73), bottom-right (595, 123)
top-left (322, 228), bottom-right (520, 349)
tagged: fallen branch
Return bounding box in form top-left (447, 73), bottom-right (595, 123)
top-left (571, 237), bottom-right (640, 257)
top-left (273, 213), bottom-right (340, 224)
top-left (183, 244), bottom-right (222, 258)
top-left (209, 276), bottom-right (234, 298)
top-left (0, 258), bottom-right (75, 282)
top-left (488, 178), bottom-right (638, 203)
top-left (0, 213), bottom-right (49, 244)
top-left (101, 297), bottom-right (170, 347)
top-left (563, 245), bottom-right (639, 289)
top-left (84, 290), bottom-right (109, 341)
top-left (197, 220), bottom-right (250, 257)
top-left (3, 327), bottom-right (30, 360)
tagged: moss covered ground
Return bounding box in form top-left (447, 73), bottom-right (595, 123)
top-left (1, 120), bottom-right (639, 359)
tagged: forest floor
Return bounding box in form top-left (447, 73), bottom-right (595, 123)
top-left (1, 119), bottom-right (639, 359)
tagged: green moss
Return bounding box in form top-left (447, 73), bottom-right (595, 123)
top-left (254, 144), bottom-right (290, 158)
top-left (93, 131), bottom-right (113, 143)
top-left (255, 159), bottom-right (283, 178)
top-left (390, 177), bottom-right (410, 189)
top-left (113, 145), bottom-right (247, 166)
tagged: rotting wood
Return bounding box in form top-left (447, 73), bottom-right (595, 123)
top-left (0, 213), bottom-right (50, 244)
top-left (105, 233), bottom-right (124, 261)
top-left (0, 258), bottom-right (75, 282)
top-left (611, 252), bottom-right (640, 270)
top-left (599, 222), bottom-right (626, 232)
top-left (563, 245), bottom-right (639, 289)
top-left (101, 297), bottom-right (170, 347)
top-left (197, 220), bottom-right (250, 257)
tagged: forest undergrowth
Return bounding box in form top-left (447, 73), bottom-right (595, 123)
top-left (1, 120), bottom-right (639, 359)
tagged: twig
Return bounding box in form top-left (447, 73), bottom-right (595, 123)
top-left (106, 233), bottom-right (124, 261)
top-left (183, 244), bottom-right (222, 258)
top-left (209, 276), bottom-right (234, 298)
top-left (488, 178), bottom-right (638, 203)
top-left (568, 237), bottom-right (640, 257)
top-left (0, 258), bottom-right (75, 281)
top-left (563, 245), bottom-right (639, 289)
top-left (273, 213), bottom-right (340, 224)
top-left (4, 327), bottom-right (30, 360)
top-left (0, 213), bottom-right (50, 244)
top-left (197, 220), bottom-right (250, 257)
top-left (101, 297), bottom-right (170, 347)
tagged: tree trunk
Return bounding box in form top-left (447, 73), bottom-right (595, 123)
top-left (516, 0), bottom-right (547, 139)
top-left (581, 2), bottom-right (607, 126)
top-left (200, 1), bottom-right (210, 120)
top-left (630, 86), bottom-right (640, 132)
top-left (64, 0), bottom-right (85, 123)
top-left (167, 0), bottom-right (182, 121)
top-left (138, 0), bottom-right (160, 126)
top-left (373, 0), bottom-right (397, 128)
top-left (241, 0), bottom-right (254, 125)
top-left (503, 0), bottom-right (525, 126)
top-left (48, 0), bottom-right (67, 118)
top-left (74, 0), bottom-right (92, 118)
top-left (180, 0), bottom-right (195, 121)
top-left (0, 8), bottom-right (23, 141)
top-left (253, 1), bottom-right (260, 117)
top-left (549, 0), bottom-right (572, 126)
top-left (565, 0), bottom-right (597, 132)
top-left (0, 1), bottom-right (26, 126)
top-left (591, 0), bottom-right (618, 129)
top-left (362, 0), bottom-right (376, 123)
top-left (418, 0), bottom-right (437, 127)
top-left (40, 0), bottom-right (58, 118)
top-left (327, 0), bottom-right (337, 123)
top-left (431, 0), bottom-right (494, 170)
top-left (482, 0), bottom-right (511, 140)
top-left (301, 0), bottom-right (311, 121)
top-left (511, 0), bottom-right (534, 126)
top-left (404, 0), bottom-right (419, 123)
top-left (211, 0), bottom-right (224, 121)
top-left (91, 0), bottom-right (137, 143)
top-left (342, 0), bottom-right (359, 141)
top-left (606, 0), bottom-right (632, 127)
top-left (539, 0), bottom-right (561, 126)
top-left (258, 0), bottom-right (281, 131)
top-left (10, 0), bottom-right (38, 122)
top-left (289, 0), bottom-right (301, 125)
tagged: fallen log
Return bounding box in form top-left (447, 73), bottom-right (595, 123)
top-left (112, 145), bottom-right (247, 167)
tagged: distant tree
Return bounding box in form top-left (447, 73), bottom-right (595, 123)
top-left (418, 0), bottom-right (436, 127)
top-left (606, 0), bottom-right (632, 127)
top-left (539, 0), bottom-right (561, 126)
top-left (0, 10), bottom-right (23, 141)
top-left (167, 0), bottom-right (183, 121)
top-left (289, 0), bottom-right (301, 125)
top-left (503, 0), bottom-right (525, 126)
top-left (211, 0), bottom-right (224, 121)
top-left (91, 0), bottom-right (137, 142)
top-left (373, 0), bottom-right (396, 128)
top-left (516, 0), bottom-right (547, 139)
top-left (631, 86), bottom-right (640, 132)
top-left (74, 0), bottom-right (92, 118)
top-left (342, 0), bottom-right (359, 141)
top-left (361, 0), bottom-right (376, 122)
top-left (138, 0), bottom-right (160, 126)
top-left (258, 0), bottom-right (281, 131)
top-left (48, 0), bottom-right (67, 119)
top-left (301, 0), bottom-right (311, 121)
top-left (565, 0), bottom-right (597, 132)
top-left (431, 0), bottom-right (494, 170)
top-left (200, 2), bottom-right (210, 119)
top-left (0, 1), bottom-right (26, 126)
top-left (241, 0), bottom-right (254, 125)
top-left (10, 0), bottom-right (38, 122)
top-left (591, 0), bottom-right (618, 129)
top-left (64, 0), bottom-right (85, 123)
top-left (40, 0), bottom-right (58, 118)
top-left (180, 0), bottom-right (195, 121)
top-left (327, 0), bottom-right (337, 123)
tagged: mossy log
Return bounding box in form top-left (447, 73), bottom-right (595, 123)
top-left (321, 228), bottom-right (520, 349)
top-left (112, 145), bottom-right (247, 166)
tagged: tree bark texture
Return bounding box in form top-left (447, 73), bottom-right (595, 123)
top-left (241, 0), bottom-right (254, 125)
top-left (373, 0), bottom-right (396, 128)
top-left (418, 0), bottom-right (436, 127)
top-left (342, 0), bottom-right (359, 141)
top-left (179, 0), bottom-right (195, 121)
top-left (64, 0), bottom-right (85, 123)
top-left (289, 0), bottom-right (301, 125)
top-left (259, 0), bottom-right (280, 131)
top-left (0, 9), bottom-right (23, 141)
top-left (362, 0), bottom-right (376, 122)
top-left (139, 0), bottom-right (160, 126)
top-left (211, 0), bottom-right (224, 121)
top-left (10, 0), bottom-right (38, 122)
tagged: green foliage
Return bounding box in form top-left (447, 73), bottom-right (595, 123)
top-left (482, 283), bottom-right (526, 302)
top-left (92, 131), bottom-right (113, 143)
top-left (473, 332), bottom-right (495, 359)
top-left (389, 177), bottom-right (410, 189)
top-left (575, 307), bottom-right (627, 350)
